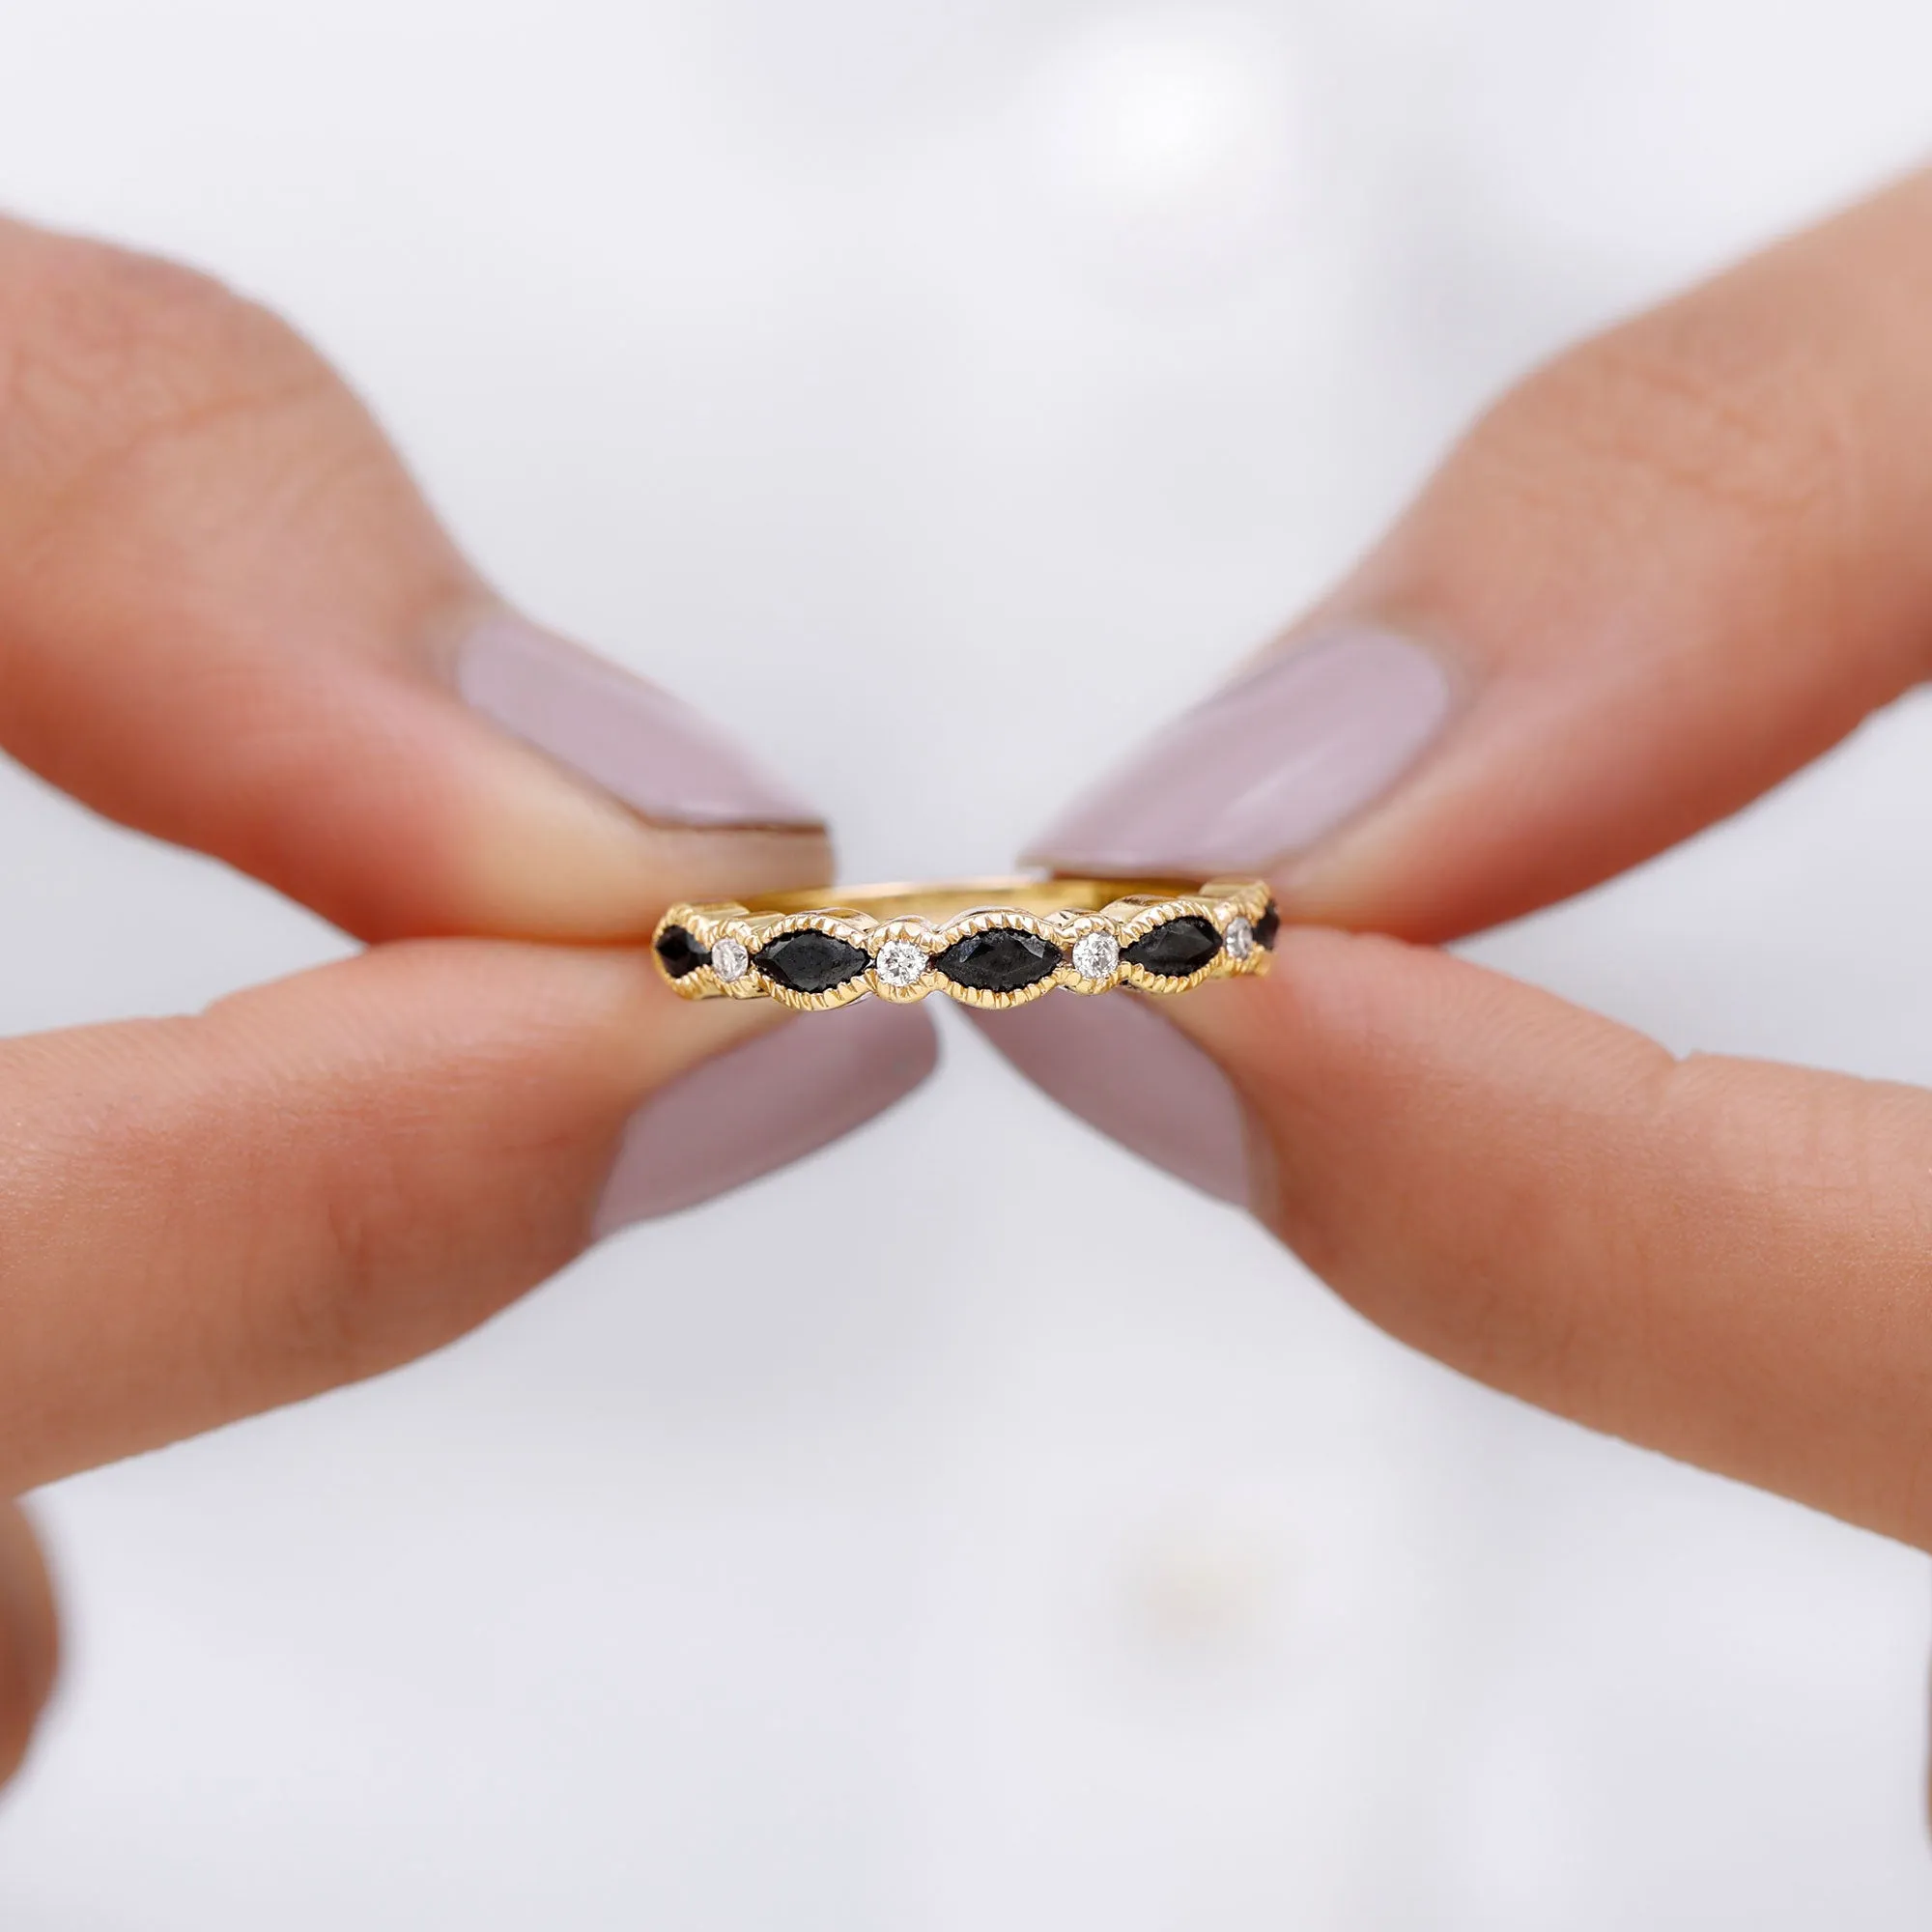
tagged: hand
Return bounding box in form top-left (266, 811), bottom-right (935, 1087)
top-left (0, 216), bottom-right (935, 1780)
top-left (981, 169), bottom-right (1932, 1554)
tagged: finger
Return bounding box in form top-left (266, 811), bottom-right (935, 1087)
top-left (0, 941), bottom-right (935, 1492)
top-left (0, 213), bottom-right (826, 941)
top-left (1137, 931), bottom-right (1932, 1548)
top-left (0, 1503), bottom-right (57, 1787)
top-left (1028, 167), bottom-right (1932, 941)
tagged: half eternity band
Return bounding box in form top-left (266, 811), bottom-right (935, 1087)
top-left (651, 877), bottom-right (1279, 1011)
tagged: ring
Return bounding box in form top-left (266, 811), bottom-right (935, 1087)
top-left (651, 876), bottom-right (1278, 1011)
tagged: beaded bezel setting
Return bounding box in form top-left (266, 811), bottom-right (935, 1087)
top-left (652, 878), bottom-right (1276, 1013)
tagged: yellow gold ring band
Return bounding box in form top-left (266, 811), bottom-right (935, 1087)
top-left (651, 876), bottom-right (1278, 1012)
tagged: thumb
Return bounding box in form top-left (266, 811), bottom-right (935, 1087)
top-left (982, 169), bottom-right (1932, 1202)
top-left (1026, 169), bottom-right (1932, 942)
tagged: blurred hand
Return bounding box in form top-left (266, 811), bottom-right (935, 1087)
top-left (981, 170), bottom-right (1932, 1557)
top-left (0, 216), bottom-right (935, 1782)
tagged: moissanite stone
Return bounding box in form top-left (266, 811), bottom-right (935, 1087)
top-left (873, 940), bottom-right (928, 988)
top-left (1223, 916), bottom-right (1256, 961)
top-left (1255, 901), bottom-right (1281, 951)
top-left (710, 936), bottom-right (751, 983)
top-left (1070, 931), bottom-right (1120, 981)
top-left (1122, 914), bottom-right (1222, 979)
top-left (654, 924), bottom-right (710, 980)
top-left (934, 927), bottom-right (1062, 994)
top-left (754, 928), bottom-right (869, 994)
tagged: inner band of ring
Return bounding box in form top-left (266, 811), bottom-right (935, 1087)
top-left (741, 875), bottom-right (1205, 922)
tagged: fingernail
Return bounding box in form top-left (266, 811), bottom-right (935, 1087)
top-left (1028, 626), bottom-right (1454, 877)
top-left (455, 612), bottom-right (822, 831)
top-left (423, 611), bottom-right (829, 939)
top-left (593, 1000), bottom-right (939, 1232)
top-left (966, 995), bottom-right (1253, 1207)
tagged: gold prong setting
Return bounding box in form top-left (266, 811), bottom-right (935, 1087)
top-left (651, 878), bottom-right (1276, 1010)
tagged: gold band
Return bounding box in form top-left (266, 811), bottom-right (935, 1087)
top-left (652, 876), bottom-right (1278, 1011)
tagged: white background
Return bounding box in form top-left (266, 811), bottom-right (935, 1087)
top-left (2, 1), bottom-right (1931, 1923)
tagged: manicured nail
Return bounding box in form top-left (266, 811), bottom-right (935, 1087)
top-left (456, 613), bottom-right (821, 831)
top-left (593, 1000), bottom-right (939, 1232)
top-left (965, 995), bottom-right (1253, 1207)
top-left (1028, 626), bottom-right (1453, 877)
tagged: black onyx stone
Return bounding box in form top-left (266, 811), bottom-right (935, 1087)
top-left (754, 929), bottom-right (869, 994)
top-left (1122, 914), bottom-right (1223, 979)
top-left (934, 927), bottom-right (1062, 994)
top-left (1254, 901), bottom-right (1281, 951)
top-left (654, 925), bottom-right (710, 980)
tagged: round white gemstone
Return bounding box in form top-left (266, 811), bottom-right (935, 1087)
top-left (873, 940), bottom-right (928, 988)
top-left (1223, 917), bottom-right (1255, 961)
top-left (710, 936), bottom-right (751, 982)
top-left (1071, 931), bottom-right (1120, 981)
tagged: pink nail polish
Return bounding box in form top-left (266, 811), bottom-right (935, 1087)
top-left (966, 995), bottom-right (1253, 1207)
top-left (456, 614), bottom-right (822, 832)
top-left (593, 1000), bottom-right (938, 1232)
top-left (1029, 626), bottom-right (1453, 877)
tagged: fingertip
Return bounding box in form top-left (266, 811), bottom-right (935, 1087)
top-left (0, 214), bottom-right (836, 950)
top-left (967, 991), bottom-right (1257, 1207)
top-left (1021, 627), bottom-right (1457, 890)
top-left (593, 996), bottom-right (940, 1232)
top-left (0, 1503), bottom-right (58, 1787)
top-left (423, 690), bottom-right (835, 944)
top-left (1026, 174), bottom-right (1932, 947)
top-left (437, 612), bottom-right (837, 942)
top-left (451, 615), bottom-right (823, 834)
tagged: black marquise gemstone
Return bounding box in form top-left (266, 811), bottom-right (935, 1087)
top-left (754, 928), bottom-right (870, 994)
top-left (934, 927), bottom-right (1063, 994)
top-left (1254, 901), bottom-right (1281, 951)
top-left (1122, 914), bottom-right (1223, 979)
top-left (654, 924), bottom-right (710, 980)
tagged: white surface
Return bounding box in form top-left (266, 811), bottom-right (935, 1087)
top-left (3, 1), bottom-right (1932, 1923)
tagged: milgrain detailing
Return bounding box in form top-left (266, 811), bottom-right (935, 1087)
top-left (651, 876), bottom-right (1278, 1013)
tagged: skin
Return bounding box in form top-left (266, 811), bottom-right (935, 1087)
top-left (7, 164), bottom-right (1932, 1805)
top-left (1130, 170), bottom-right (1932, 1808)
top-left (0, 214), bottom-right (829, 1780)
top-left (1161, 170), bottom-right (1932, 1543)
